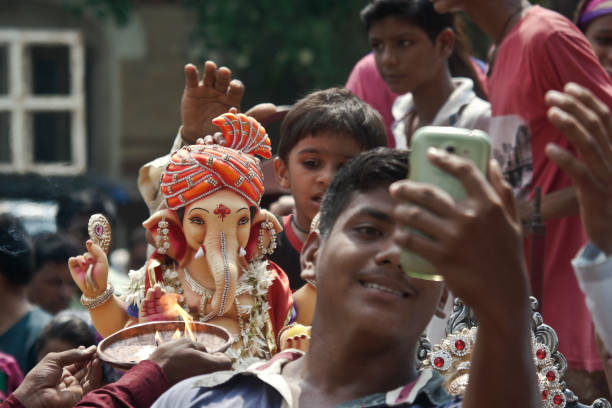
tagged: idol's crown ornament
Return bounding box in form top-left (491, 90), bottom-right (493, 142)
top-left (161, 112), bottom-right (272, 210)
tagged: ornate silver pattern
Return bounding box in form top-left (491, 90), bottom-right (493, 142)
top-left (437, 297), bottom-right (611, 408)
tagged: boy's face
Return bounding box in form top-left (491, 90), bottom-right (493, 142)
top-left (369, 16), bottom-right (450, 94)
top-left (304, 186), bottom-right (443, 341)
top-left (275, 131), bottom-right (363, 228)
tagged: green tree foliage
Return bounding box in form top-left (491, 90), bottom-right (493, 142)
top-left (184, 0), bottom-right (371, 107)
top-left (63, 0), bottom-right (132, 26)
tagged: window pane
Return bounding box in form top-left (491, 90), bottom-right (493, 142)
top-left (0, 46), bottom-right (7, 95)
top-left (28, 45), bottom-right (70, 95)
top-left (0, 111), bottom-right (9, 162)
top-left (32, 111), bottom-right (71, 163)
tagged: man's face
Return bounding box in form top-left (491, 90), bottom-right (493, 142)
top-left (28, 261), bottom-right (77, 314)
top-left (310, 186), bottom-right (443, 341)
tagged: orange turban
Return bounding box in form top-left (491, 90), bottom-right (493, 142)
top-left (161, 113), bottom-right (272, 210)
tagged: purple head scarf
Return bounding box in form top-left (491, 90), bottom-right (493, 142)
top-left (579, 0), bottom-right (612, 29)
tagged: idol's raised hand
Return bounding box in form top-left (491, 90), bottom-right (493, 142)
top-left (68, 240), bottom-right (109, 298)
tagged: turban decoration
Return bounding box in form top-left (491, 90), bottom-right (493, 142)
top-left (161, 113), bottom-right (272, 210)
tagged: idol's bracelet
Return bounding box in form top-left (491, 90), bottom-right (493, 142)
top-left (80, 283), bottom-right (114, 309)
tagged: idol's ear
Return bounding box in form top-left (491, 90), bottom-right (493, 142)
top-left (143, 209), bottom-right (193, 266)
top-left (245, 208), bottom-right (282, 262)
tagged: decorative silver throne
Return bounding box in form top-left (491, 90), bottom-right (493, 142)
top-left (419, 297), bottom-right (611, 408)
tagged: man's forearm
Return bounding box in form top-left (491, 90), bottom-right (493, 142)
top-left (75, 360), bottom-right (169, 408)
top-left (520, 186), bottom-right (578, 223)
top-left (463, 300), bottom-right (540, 408)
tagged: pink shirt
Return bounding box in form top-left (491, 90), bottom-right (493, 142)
top-left (346, 53), bottom-right (399, 147)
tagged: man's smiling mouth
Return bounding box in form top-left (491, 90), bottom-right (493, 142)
top-left (359, 280), bottom-right (410, 298)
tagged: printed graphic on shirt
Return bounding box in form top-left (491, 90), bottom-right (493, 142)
top-left (489, 115), bottom-right (533, 200)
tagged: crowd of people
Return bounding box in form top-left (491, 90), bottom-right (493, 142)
top-left (0, 0), bottom-right (611, 407)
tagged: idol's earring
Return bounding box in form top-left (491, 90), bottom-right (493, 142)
top-left (257, 216), bottom-right (277, 255)
top-left (156, 217), bottom-right (170, 254)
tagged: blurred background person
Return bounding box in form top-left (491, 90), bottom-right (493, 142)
top-left (574, 0), bottom-right (612, 80)
top-left (36, 312), bottom-right (96, 362)
top-left (0, 213), bottom-right (51, 374)
top-left (0, 352), bottom-right (23, 402)
top-left (28, 232), bottom-right (81, 315)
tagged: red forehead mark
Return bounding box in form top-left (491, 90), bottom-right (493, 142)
top-left (214, 203), bottom-right (231, 221)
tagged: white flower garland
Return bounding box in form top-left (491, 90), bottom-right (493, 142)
top-left (121, 265), bottom-right (146, 308)
top-left (226, 259), bottom-right (274, 367)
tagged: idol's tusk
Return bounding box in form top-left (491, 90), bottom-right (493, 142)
top-left (239, 247), bottom-right (246, 257)
top-left (195, 246), bottom-right (205, 259)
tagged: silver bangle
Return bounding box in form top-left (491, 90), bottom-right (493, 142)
top-left (80, 283), bottom-right (114, 309)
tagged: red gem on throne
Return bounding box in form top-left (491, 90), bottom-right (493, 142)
top-left (536, 349), bottom-right (547, 360)
top-left (553, 394), bottom-right (564, 405)
top-left (433, 357), bottom-right (445, 368)
top-left (546, 370), bottom-right (556, 382)
top-left (454, 340), bottom-right (465, 351)
top-left (214, 204), bottom-right (231, 220)
top-left (542, 390), bottom-right (548, 400)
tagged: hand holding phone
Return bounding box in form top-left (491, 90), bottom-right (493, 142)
top-left (401, 126), bottom-right (491, 281)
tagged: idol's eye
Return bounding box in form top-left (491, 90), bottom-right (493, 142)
top-left (238, 216), bottom-right (250, 225)
top-left (189, 216), bottom-right (205, 225)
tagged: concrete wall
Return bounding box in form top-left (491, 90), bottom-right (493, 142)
top-left (119, 5), bottom-right (195, 179)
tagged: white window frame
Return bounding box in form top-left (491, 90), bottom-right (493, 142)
top-left (0, 29), bottom-right (86, 175)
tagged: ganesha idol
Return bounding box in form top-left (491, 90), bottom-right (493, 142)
top-left (68, 113), bottom-right (293, 366)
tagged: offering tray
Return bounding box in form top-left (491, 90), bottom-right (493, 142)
top-left (97, 320), bottom-right (232, 370)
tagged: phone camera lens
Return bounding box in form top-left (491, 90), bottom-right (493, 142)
top-left (445, 146), bottom-right (456, 154)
